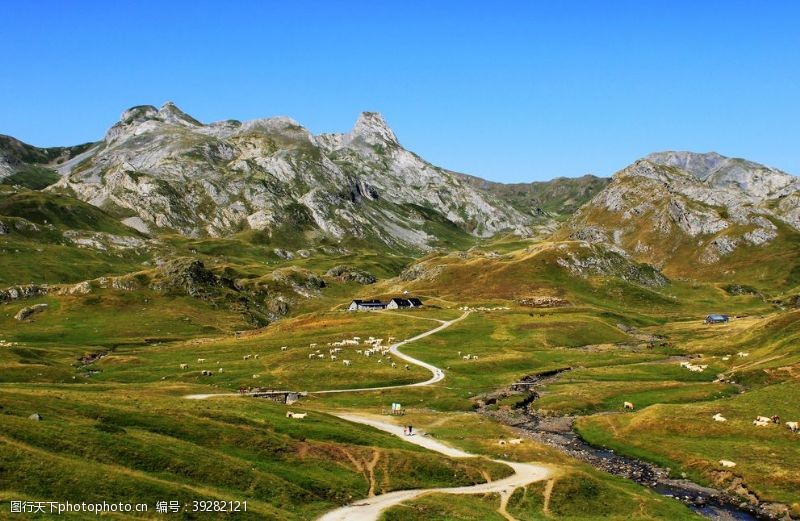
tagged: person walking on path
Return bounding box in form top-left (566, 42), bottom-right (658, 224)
top-left (407, 425), bottom-right (413, 436)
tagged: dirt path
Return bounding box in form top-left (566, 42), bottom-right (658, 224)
top-left (317, 414), bottom-right (552, 521)
top-left (184, 311), bottom-right (469, 400)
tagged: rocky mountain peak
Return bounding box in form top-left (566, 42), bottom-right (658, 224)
top-left (644, 151), bottom-right (798, 200)
top-left (106, 102), bottom-right (201, 143)
top-left (157, 101), bottom-right (201, 127)
top-left (348, 111), bottom-right (399, 147)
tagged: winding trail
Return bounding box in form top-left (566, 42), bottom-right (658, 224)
top-left (317, 414), bottom-right (552, 521)
top-left (185, 311), bottom-right (468, 399)
top-left (184, 310), bottom-right (552, 520)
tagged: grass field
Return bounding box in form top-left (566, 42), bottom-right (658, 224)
top-left (2, 226), bottom-right (798, 519)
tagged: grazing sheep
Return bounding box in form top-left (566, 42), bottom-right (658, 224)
top-left (308, 353), bottom-right (315, 359)
top-left (737, 352), bottom-right (749, 358)
top-left (180, 363), bottom-right (189, 369)
top-left (498, 440), bottom-right (507, 445)
top-left (218, 368), bottom-right (224, 373)
top-left (719, 460), bottom-right (737, 468)
top-left (377, 359), bottom-right (382, 364)
top-left (508, 438), bottom-right (523, 445)
top-left (786, 421), bottom-right (798, 433)
top-left (721, 355), bottom-right (730, 361)
top-left (624, 401), bottom-right (634, 410)
top-left (254, 354), bottom-right (260, 360)
top-left (391, 362), bottom-right (397, 368)
top-left (243, 355), bottom-right (251, 360)
top-left (712, 413), bottom-right (727, 422)
top-left (462, 354), bottom-right (471, 360)
top-left (281, 346), bottom-right (288, 351)
top-left (772, 415), bottom-right (781, 424)
top-left (201, 370), bottom-right (212, 376)
top-left (753, 419), bottom-right (771, 427)
top-left (343, 360), bottom-right (351, 367)
top-left (331, 355), bottom-right (337, 361)
top-left (252, 374), bottom-right (260, 379)
top-left (755, 416), bottom-right (772, 423)
top-left (286, 412), bottom-right (307, 419)
top-left (472, 355), bottom-right (479, 360)
top-left (310, 343), bottom-right (317, 348)
top-left (317, 354), bottom-right (325, 359)
top-left (197, 358), bottom-right (206, 363)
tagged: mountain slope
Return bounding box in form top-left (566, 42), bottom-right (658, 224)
top-left (561, 152), bottom-right (800, 286)
top-left (50, 104), bottom-right (533, 250)
top-left (0, 135), bottom-right (95, 189)
top-left (456, 173), bottom-right (610, 218)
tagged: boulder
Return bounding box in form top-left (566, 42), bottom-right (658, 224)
top-left (14, 303), bottom-right (48, 321)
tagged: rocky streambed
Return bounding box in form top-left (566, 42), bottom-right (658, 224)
top-left (476, 370), bottom-right (792, 521)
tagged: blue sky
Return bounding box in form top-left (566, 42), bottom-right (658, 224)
top-left (1, 1), bottom-right (798, 182)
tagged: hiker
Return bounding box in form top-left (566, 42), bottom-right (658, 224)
top-left (408, 425), bottom-right (413, 436)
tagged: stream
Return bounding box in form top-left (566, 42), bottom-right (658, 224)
top-left (477, 369), bottom-right (787, 521)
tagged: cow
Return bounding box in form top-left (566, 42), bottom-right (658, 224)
top-left (624, 401), bottom-right (634, 410)
top-left (712, 413), bottom-right (727, 422)
top-left (180, 363), bottom-right (189, 369)
top-left (787, 421), bottom-right (799, 433)
top-left (719, 460), bottom-right (737, 468)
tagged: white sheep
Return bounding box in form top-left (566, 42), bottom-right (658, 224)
top-left (343, 360), bottom-right (351, 367)
top-left (180, 363), bottom-right (189, 369)
top-left (712, 413), bottom-right (727, 422)
top-left (719, 460), bottom-right (736, 468)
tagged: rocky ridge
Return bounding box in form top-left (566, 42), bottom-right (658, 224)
top-left (50, 103), bottom-right (532, 249)
top-left (564, 152), bottom-right (800, 270)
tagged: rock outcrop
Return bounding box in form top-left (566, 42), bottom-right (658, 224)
top-left (14, 303), bottom-right (48, 321)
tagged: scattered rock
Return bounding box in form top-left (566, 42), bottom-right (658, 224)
top-left (325, 265), bottom-right (376, 284)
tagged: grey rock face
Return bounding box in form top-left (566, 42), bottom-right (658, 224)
top-left (52, 103), bottom-right (530, 249)
top-left (568, 153), bottom-right (799, 265)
